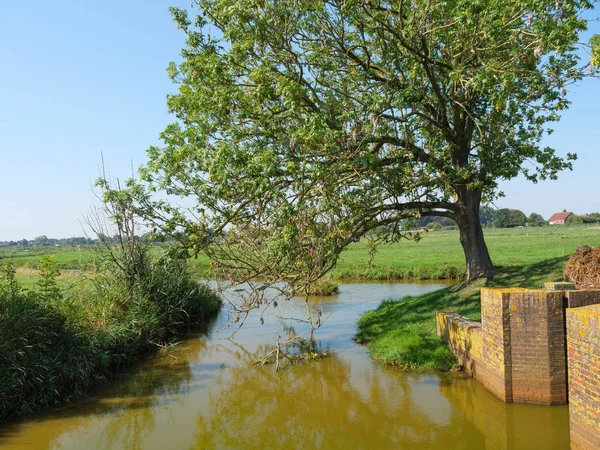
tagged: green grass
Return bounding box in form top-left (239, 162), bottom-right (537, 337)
top-left (355, 257), bottom-right (569, 371)
top-left (4, 225), bottom-right (599, 283)
top-left (0, 246), bottom-right (90, 270)
top-left (333, 225), bottom-right (600, 280)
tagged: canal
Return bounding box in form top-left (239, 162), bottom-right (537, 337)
top-left (0, 282), bottom-right (570, 449)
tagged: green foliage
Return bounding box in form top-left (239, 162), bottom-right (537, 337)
top-left (479, 207), bottom-right (495, 226)
top-left (567, 214), bottom-right (584, 225)
top-left (585, 212), bottom-right (600, 223)
top-left (356, 257), bottom-right (568, 370)
top-left (527, 212), bottom-right (543, 227)
top-left (36, 256), bottom-right (62, 301)
top-left (0, 249), bottom-right (220, 423)
top-left (591, 34), bottom-right (600, 67)
top-left (508, 209), bottom-right (527, 228)
top-left (134, 0), bottom-right (598, 285)
top-left (0, 263), bottom-right (21, 297)
top-left (492, 209), bottom-right (510, 228)
top-left (303, 279), bottom-right (339, 296)
top-left (0, 287), bottom-right (96, 421)
top-left (493, 208), bottom-right (526, 228)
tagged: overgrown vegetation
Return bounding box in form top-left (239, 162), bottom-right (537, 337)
top-left (0, 253), bottom-right (219, 423)
top-left (355, 257), bottom-right (568, 371)
top-left (0, 237), bottom-right (220, 423)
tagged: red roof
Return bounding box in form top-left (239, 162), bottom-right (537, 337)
top-left (548, 212), bottom-right (573, 222)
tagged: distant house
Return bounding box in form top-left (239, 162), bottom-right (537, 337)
top-left (548, 212), bottom-right (573, 225)
top-left (536, 214), bottom-right (545, 222)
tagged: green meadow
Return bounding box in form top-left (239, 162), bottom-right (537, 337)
top-left (3, 225), bottom-right (599, 285)
top-left (332, 225), bottom-right (600, 280)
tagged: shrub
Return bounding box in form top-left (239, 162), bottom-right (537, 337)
top-left (0, 250), bottom-right (221, 423)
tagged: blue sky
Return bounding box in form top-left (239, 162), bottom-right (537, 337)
top-left (0, 2), bottom-right (599, 241)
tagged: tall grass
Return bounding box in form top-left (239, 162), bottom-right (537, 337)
top-left (0, 250), bottom-right (221, 423)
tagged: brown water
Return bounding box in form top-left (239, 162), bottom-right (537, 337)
top-left (0, 282), bottom-right (571, 450)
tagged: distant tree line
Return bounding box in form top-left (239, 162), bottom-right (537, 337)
top-left (566, 212), bottom-right (600, 225)
top-left (3, 211), bottom-right (600, 248)
top-left (0, 236), bottom-right (97, 248)
top-left (0, 232), bottom-right (179, 248)
top-left (409, 209), bottom-right (600, 231)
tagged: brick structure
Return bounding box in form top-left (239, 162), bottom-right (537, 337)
top-left (507, 289), bottom-right (567, 404)
top-left (437, 287), bottom-right (600, 406)
top-left (436, 313), bottom-right (483, 374)
top-left (567, 305), bottom-right (600, 449)
top-left (479, 289), bottom-right (513, 402)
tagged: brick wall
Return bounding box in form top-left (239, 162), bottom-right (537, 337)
top-left (437, 287), bottom-right (600, 406)
top-left (567, 305), bottom-right (600, 449)
top-left (479, 289), bottom-right (513, 402)
top-left (437, 289), bottom-right (513, 403)
top-left (507, 289), bottom-right (567, 405)
top-left (566, 290), bottom-right (600, 308)
top-left (436, 312), bottom-right (483, 375)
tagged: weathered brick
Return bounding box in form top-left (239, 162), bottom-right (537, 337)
top-left (436, 287), bottom-right (600, 409)
top-left (567, 305), bottom-right (600, 449)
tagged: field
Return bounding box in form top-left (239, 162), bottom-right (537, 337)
top-left (332, 225), bottom-right (600, 280)
top-left (2, 225), bottom-right (599, 285)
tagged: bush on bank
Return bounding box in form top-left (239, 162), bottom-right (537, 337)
top-left (0, 252), bottom-right (221, 423)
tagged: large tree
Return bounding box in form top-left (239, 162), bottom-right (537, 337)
top-left (140, 0), bottom-right (598, 283)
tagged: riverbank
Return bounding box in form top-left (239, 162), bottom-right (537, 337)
top-left (0, 256), bottom-right (221, 424)
top-left (355, 257), bottom-right (568, 370)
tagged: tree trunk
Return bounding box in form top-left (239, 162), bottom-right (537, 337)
top-left (454, 188), bottom-right (493, 280)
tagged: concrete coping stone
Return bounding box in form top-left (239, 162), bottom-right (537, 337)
top-left (438, 312), bottom-right (481, 329)
top-left (545, 282), bottom-right (576, 291)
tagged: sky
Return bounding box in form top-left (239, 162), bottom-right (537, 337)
top-left (0, 1), bottom-right (599, 241)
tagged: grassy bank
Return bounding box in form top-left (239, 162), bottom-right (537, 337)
top-left (0, 253), bottom-right (221, 423)
top-left (355, 257), bottom-right (569, 370)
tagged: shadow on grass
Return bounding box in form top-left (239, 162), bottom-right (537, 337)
top-left (355, 257), bottom-right (568, 371)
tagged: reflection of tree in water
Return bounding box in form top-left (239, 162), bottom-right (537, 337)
top-left (193, 351), bottom-right (486, 449)
top-left (79, 326), bottom-right (218, 449)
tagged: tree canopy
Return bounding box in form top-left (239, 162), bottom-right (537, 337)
top-left (138, 0), bottom-right (599, 285)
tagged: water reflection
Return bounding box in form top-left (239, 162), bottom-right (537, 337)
top-left (193, 353), bottom-right (486, 449)
top-left (0, 282), bottom-right (571, 450)
top-left (439, 375), bottom-right (570, 450)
